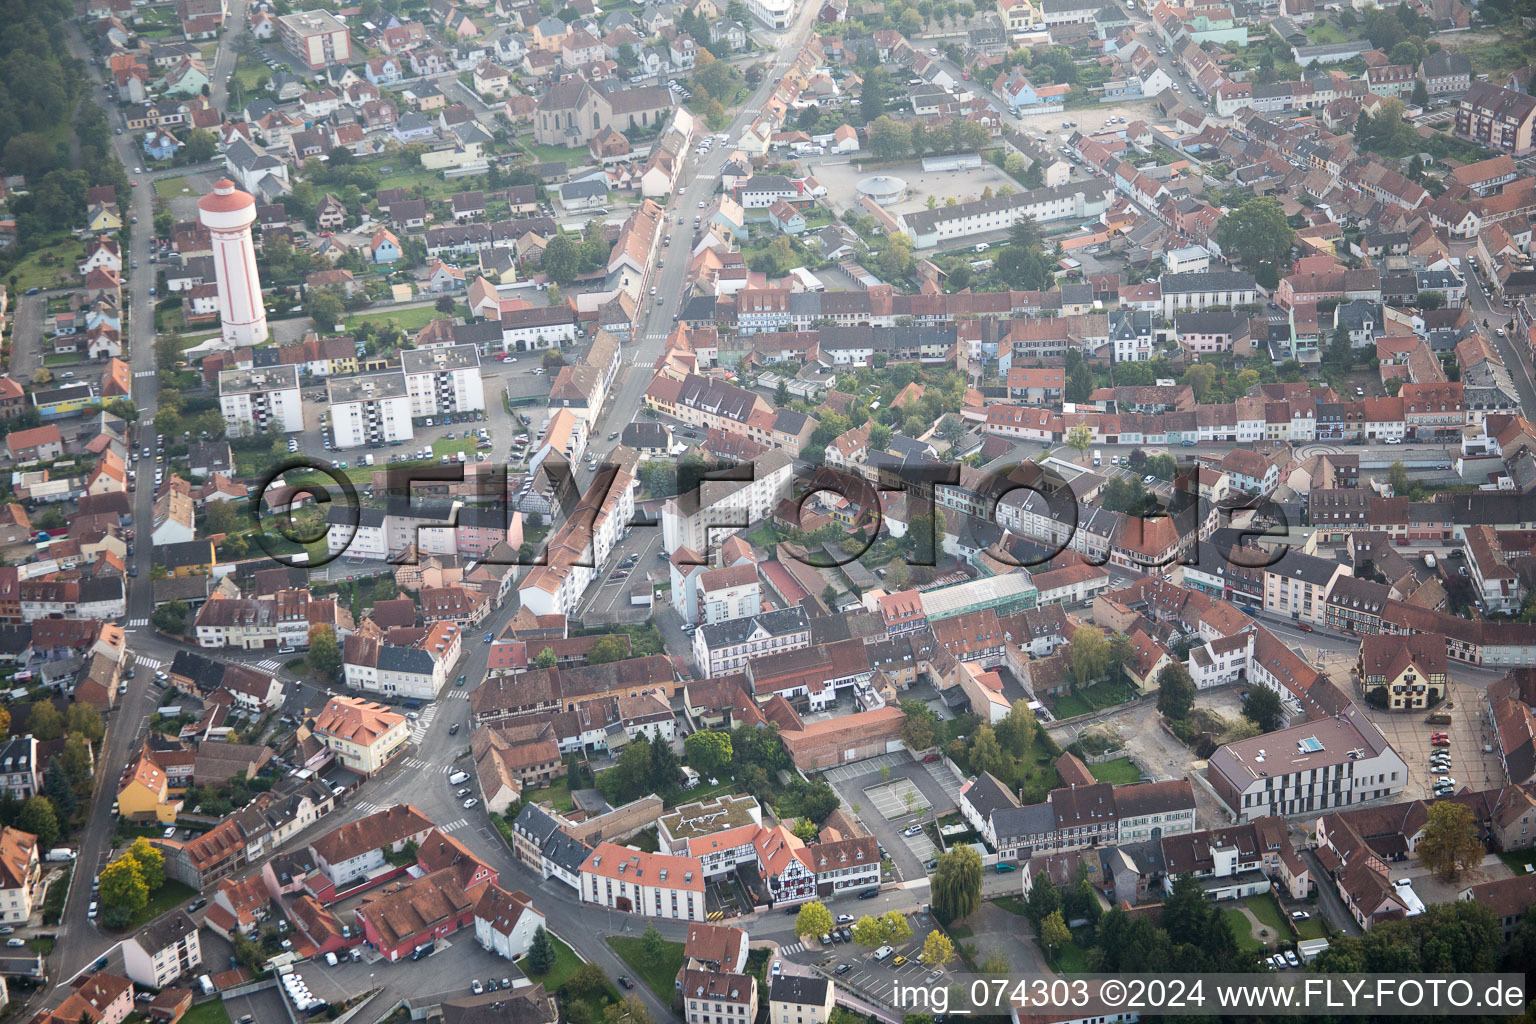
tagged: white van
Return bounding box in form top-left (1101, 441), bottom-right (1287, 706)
top-left (324, 951), bottom-right (339, 966)
top-left (872, 945), bottom-right (895, 961)
top-left (448, 770), bottom-right (470, 785)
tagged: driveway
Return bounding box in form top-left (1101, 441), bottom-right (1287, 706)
top-left (8, 291), bottom-right (44, 384)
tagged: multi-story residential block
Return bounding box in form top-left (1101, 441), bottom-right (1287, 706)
top-left (277, 10), bottom-right (353, 70)
top-left (683, 970), bottom-right (759, 1024)
top-left (122, 910), bottom-right (202, 988)
top-left (744, 0), bottom-right (793, 27)
top-left (218, 366), bottom-right (303, 436)
top-left (1159, 816), bottom-right (1293, 900)
top-left (0, 826), bottom-right (38, 926)
top-left (312, 696), bottom-right (409, 776)
top-left (342, 624), bottom-right (460, 701)
top-left (580, 843), bottom-right (706, 921)
top-left (0, 737), bottom-right (39, 800)
top-left (661, 450), bottom-right (794, 556)
top-left (328, 372), bottom-right (413, 448)
top-left (1465, 523), bottom-right (1526, 614)
top-left (769, 976), bottom-right (834, 1024)
top-left (1456, 81), bottom-right (1536, 156)
top-left (1262, 549), bottom-right (1351, 627)
top-left (1160, 270), bottom-right (1259, 317)
top-left (693, 606), bottom-right (811, 677)
top-left (897, 182), bottom-right (1114, 249)
top-left (402, 345), bottom-right (486, 418)
top-left (1206, 705), bottom-right (1407, 822)
top-left (518, 467), bottom-right (639, 617)
top-left (39, 972), bottom-right (134, 1024)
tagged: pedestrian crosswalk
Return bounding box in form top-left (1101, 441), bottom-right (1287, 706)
top-left (126, 618), bottom-right (149, 627)
top-left (645, 331), bottom-right (668, 341)
top-left (253, 658), bottom-right (283, 672)
top-left (410, 703), bottom-right (439, 743)
top-left (778, 941), bottom-right (805, 956)
top-left (402, 756), bottom-right (451, 774)
top-left (134, 370), bottom-right (157, 378)
top-left (439, 817), bottom-right (468, 833)
top-left (352, 800), bottom-right (382, 815)
top-left (133, 655), bottom-right (164, 670)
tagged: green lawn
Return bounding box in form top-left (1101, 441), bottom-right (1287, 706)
top-left (1293, 913), bottom-right (1328, 941)
top-left (1305, 21), bottom-right (1346, 43)
top-left (178, 1001), bottom-right (232, 1024)
top-left (431, 436), bottom-right (481, 458)
top-left (518, 137), bottom-right (593, 165)
top-left (1244, 891), bottom-right (1286, 934)
top-left (1051, 937), bottom-right (1092, 974)
top-left (1087, 758), bottom-right (1140, 785)
top-left (9, 238), bottom-right (84, 292)
top-left (1498, 851), bottom-right (1536, 876)
top-left (522, 776), bottom-right (577, 814)
top-left (607, 935), bottom-right (685, 1001)
top-left (42, 353), bottom-right (83, 367)
top-left (1052, 678), bottom-right (1139, 719)
top-left (517, 933), bottom-right (603, 994)
top-left (130, 880), bottom-right (198, 929)
top-left (342, 304), bottom-right (445, 334)
top-left (992, 895), bottom-right (1029, 917)
top-left (155, 176), bottom-right (191, 198)
top-left (1221, 908), bottom-right (1268, 953)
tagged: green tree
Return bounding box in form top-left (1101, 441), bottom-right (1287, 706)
top-left (995, 700), bottom-right (1037, 759)
top-left (640, 922), bottom-right (667, 966)
top-left (1411, 78), bottom-right (1430, 108)
top-left (1025, 872), bottom-right (1059, 927)
top-left (1388, 460), bottom-right (1411, 496)
top-left (1215, 197), bottom-right (1294, 282)
top-left (98, 856), bottom-right (148, 922)
top-left (305, 287), bottom-right (345, 331)
top-left (1241, 686), bottom-right (1285, 733)
top-left (27, 701), bottom-right (62, 742)
top-left (155, 331), bottom-right (184, 373)
top-left (968, 724), bottom-right (1008, 780)
top-left (931, 844), bottom-right (982, 924)
top-left (541, 232), bottom-right (579, 284)
top-left (875, 233), bottom-right (915, 280)
top-left (203, 500), bottom-right (238, 535)
top-left (1040, 910), bottom-right (1071, 961)
top-left (1107, 632), bottom-right (1136, 684)
top-left (920, 930), bottom-right (955, 969)
top-left (527, 926), bottom-right (557, 975)
top-left (1157, 662), bottom-right (1196, 720)
top-left (1065, 423), bottom-right (1093, 460)
top-left (152, 600), bottom-right (190, 635)
top-left (851, 914), bottom-right (885, 947)
top-left (586, 635), bottom-right (629, 664)
top-left (64, 704), bottom-right (104, 745)
top-left (900, 700), bottom-right (938, 750)
top-left (307, 625), bottom-right (342, 680)
top-left (684, 730), bottom-right (733, 775)
top-left (603, 995), bottom-right (652, 1024)
top-left (182, 128), bottom-right (217, 163)
top-left (1182, 363), bottom-right (1215, 402)
top-left (877, 909), bottom-right (913, 945)
top-left (1417, 801), bottom-right (1484, 881)
top-left (980, 949), bottom-right (1012, 974)
top-left (867, 116), bottom-right (912, 160)
top-left (868, 421), bottom-right (893, 451)
top-left (795, 900), bottom-right (834, 940)
top-left (1069, 625), bottom-right (1108, 686)
top-left (603, 735), bottom-right (654, 803)
top-left (535, 647), bottom-right (559, 669)
top-left (125, 837), bottom-right (166, 890)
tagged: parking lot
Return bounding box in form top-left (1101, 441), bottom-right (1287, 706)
top-left (821, 753), bottom-right (958, 880)
top-left (863, 778), bottom-right (930, 820)
top-left (1360, 673), bottom-right (1506, 802)
top-left (821, 907), bottom-right (949, 1010)
top-left (824, 752), bottom-right (910, 785)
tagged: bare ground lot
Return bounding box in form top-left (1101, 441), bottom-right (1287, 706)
top-left (806, 157), bottom-right (1021, 217)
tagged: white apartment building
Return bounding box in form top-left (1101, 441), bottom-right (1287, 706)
top-left (1159, 271), bottom-right (1260, 318)
top-left (402, 345), bottom-right (486, 418)
top-left (0, 826), bottom-right (38, 926)
top-left (219, 366), bottom-right (303, 436)
top-left (699, 565), bottom-right (760, 624)
top-left (662, 450), bottom-right (793, 555)
top-left (744, 0), bottom-right (794, 28)
top-left (898, 182), bottom-right (1114, 249)
top-left (769, 976), bottom-right (834, 1024)
top-left (684, 970), bottom-right (759, 1024)
top-left (328, 372), bottom-right (414, 448)
top-left (278, 9), bottom-right (352, 70)
top-left (1206, 706), bottom-right (1408, 822)
top-left (122, 910), bottom-right (203, 988)
top-left (518, 468), bottom-right (638, 617)
top-left (693, 607), bottom-right (811, 676)
top-left (580, 843), bottom-right (706, 921)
